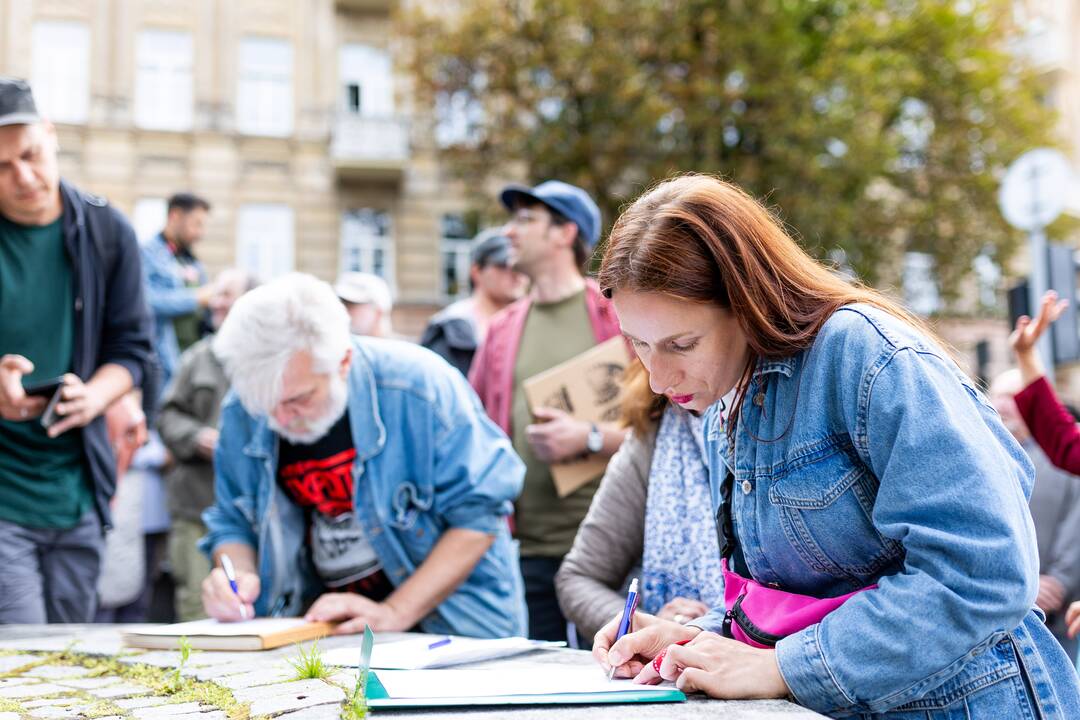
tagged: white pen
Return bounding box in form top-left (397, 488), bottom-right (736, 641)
top-left (220, 553), bottom-right (249, 620)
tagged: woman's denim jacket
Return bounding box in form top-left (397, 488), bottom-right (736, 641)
top-left (201, 337), bottom-right (528, 638)
top-left (697, 305), bottom-right (1080, 718)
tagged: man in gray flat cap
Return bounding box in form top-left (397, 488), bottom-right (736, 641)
top-left (0, 77), bottom-right (154, 624)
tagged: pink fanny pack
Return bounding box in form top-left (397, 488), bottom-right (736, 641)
top-left (721, 559), bottom-right (875, 648)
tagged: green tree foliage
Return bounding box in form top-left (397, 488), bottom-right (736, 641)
top-left (403, 0), bottom-right (1058, 296)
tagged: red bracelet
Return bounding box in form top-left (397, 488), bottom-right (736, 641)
top-left (652, 639), bottom-right (691, 673)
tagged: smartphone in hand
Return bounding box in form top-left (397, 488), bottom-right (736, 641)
top-left (22, 376), bottom-right (64, 398)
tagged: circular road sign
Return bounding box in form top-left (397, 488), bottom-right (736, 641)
top-left (999, 148), bottom-right (1073, 232)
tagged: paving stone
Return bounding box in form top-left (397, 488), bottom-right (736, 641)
top-left (96, 717), bottom-right (124, 720)
top-left (28, 706), bottom-right (88, 719)
top-left (22, 698), bottom-right (81, 708)
top-left (167, 712), bottom-right (227, 720)
top-left (0, 682), bottom-right (71, 699)
top-left (55, 677), bottom-right (123, 690)
top-left (0, 713), bottom-right (19, 720)
top-left (23, 665), bottom-right (94, 680)
top-left (213, 664), bottom-right (295, 690)
top-left (114, 695), bottom-right (171, 709)
top-left (131, 702), bottom-right (203, 718)
top-left (275, 703), bottom-right (347, 720)
top-left (233, 678), bottom-right (346, 717)
top-left (86, 681), bottom-right (154, 698)
top-left (0, 677), bottom-right (36, 688)
top-left (119, 652), bottom-right (183, 669)
top-left (0, 653), bottom-right (42, 672)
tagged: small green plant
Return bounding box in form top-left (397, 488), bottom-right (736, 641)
top-left (289, 641), bottom-right (330, 681)
top-left (170, 636), bottom-right (192, 691)
top-left (340, 671), bottom-right (368, 720)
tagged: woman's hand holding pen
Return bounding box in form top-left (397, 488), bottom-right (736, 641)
top-left (593, 611), bottom-right (699, 679)
top-left (631, 631), bottom-right (790, 700)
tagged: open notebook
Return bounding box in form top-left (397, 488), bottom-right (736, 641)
top-left (122, 618), bottom-right (334, 651)
top-left (343, 629), bottom-right (684, 709)
top-left (365, 666), bottom-right (686, 708)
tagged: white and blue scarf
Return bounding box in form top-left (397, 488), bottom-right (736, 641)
top-left (640, 406), bottom-right (725, 614)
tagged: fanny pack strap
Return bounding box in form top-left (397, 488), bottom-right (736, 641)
top-left (717, 470), bottom-right (751, 578)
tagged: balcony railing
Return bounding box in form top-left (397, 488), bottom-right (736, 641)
top-left (331, 113), bottom-right (410, 180)
top-left (336, 0), bottom-right (397, 11)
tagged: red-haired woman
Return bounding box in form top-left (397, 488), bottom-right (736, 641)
top-left (592, 174), bottom-right (1080, 718)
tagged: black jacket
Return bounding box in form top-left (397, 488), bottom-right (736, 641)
top-left (59, 179), bottom-right (155, 529)
top-left (419, 305), bottom-right (478, 378)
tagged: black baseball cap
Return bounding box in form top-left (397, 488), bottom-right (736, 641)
top-left (0, 78), bottom-right (41, 127)
top-left (470, 228), bottom-right (511, 268)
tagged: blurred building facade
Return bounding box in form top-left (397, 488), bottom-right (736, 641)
top-left (0, 0), bottom-right (477, 336)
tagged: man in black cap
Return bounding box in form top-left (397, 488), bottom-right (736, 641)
top-left (469, 181), bottom-right (628, 643)
top-left (0, 77), bottom-right (154, 623)
top-left (420, 228), bottom-right (528, 376)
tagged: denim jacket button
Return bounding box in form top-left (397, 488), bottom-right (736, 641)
top-left (753, 392), bottom-right (765, 407)
top-left (741, 479), bottom-right (753, 494)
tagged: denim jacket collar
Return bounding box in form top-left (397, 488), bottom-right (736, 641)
top-left (752, 356), bottom-right (796, 379)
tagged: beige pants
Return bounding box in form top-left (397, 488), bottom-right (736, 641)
top-left (168, 518), bottom-right (211, 622)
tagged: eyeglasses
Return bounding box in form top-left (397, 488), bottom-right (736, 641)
top-left (507, 209), bottom-right (548, 227)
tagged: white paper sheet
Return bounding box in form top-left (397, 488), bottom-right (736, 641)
top-left (128, 618), bottom-right (311, 637)
top-left (324, 636), bottom-right (564, 670)
top-left (374, 665), bottom-right (677, 699)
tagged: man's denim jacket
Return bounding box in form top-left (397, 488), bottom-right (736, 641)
top-left (141, 232), bottom-right (207, 391)
top-left (201, 337), bottom-right (527, 638)
top-left (698, 305), bottom-right (1079, 718)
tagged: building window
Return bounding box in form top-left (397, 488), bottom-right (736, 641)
top-left (339, 44), bottom-right (394, 117)
top-left (132, 197), bottom-right (167, 244)
top-left (902, 251), bottom-right (941, 316)
top-left (237, 37), bottom-right (293, 137)
top-left (340, 209), bottom-right (394, 293)
top-left (440, 213), bottom-right (473, 301)
top-left (135, 30), bottom-right (193, 131)
top-left (31, 21), bottom-right (89, 124)
top-left (237, 204), bottom-right (294, 281)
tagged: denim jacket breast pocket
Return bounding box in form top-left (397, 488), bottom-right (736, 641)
top-left (386, 479), bottom-right (440, 564)
top-left (768, 438), bottom-right (901, 586)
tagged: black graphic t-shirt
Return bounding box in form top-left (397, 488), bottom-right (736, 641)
top-left (277, 412), bottom-right (394, 601)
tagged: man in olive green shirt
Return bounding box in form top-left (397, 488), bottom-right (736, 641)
top-left (470, 181), bottom-right (627, 642)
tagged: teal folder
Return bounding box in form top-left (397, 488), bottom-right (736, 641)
top-left (364, 672), bottom-right (687, 708)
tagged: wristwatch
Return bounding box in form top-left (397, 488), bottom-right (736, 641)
top-left (586, 423), bottom-right (603, 454)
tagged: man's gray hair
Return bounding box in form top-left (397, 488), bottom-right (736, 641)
top-left (213, 272), bottom-right (351, 417)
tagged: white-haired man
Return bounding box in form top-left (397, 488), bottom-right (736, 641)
top-left (199, 273), bottom-right (526, 637)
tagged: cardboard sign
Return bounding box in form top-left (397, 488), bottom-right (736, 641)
top-left (522, 336), bottom-right (631, 497)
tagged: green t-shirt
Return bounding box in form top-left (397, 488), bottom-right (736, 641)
top-left (172, 251), bottom-right (202, 352)
top-left (0, 214), bottom-right (91, 529)
top-left (511, 290), bottom-right (603, 558)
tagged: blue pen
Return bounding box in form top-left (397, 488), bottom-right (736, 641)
top-left (607, 577), bottom-right (640, 680)
top-left (428, 637), bottom-right (451, 650)
top-left (220, 554), bottom-right (249, 620)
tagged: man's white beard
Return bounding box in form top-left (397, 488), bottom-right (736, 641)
top-left (269, 374), bottom-right (349, 445)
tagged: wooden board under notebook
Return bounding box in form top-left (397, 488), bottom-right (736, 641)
top-left (522, 336), bottom-right (631, 497)
top-left (122, 618), bottom-right (335, 651)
